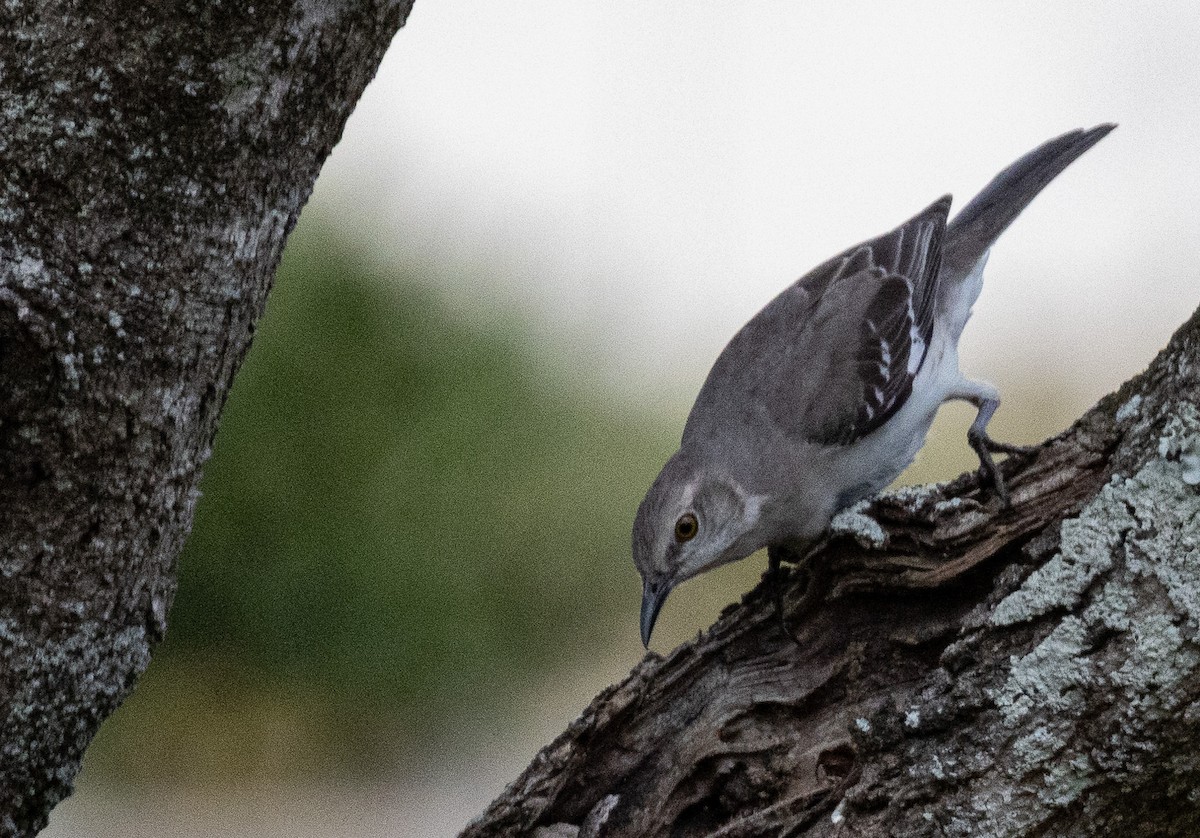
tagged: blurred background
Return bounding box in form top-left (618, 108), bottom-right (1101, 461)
top-left (46, 1), bottom-right (1200, 835)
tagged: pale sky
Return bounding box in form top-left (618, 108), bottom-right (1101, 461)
top-left (313, 0), bottom-right (1200, 419)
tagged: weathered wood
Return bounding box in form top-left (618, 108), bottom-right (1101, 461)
top-left (465, 305), bottom-right (1200, 838)
top-left (0, 3), bottom-right (412, 833)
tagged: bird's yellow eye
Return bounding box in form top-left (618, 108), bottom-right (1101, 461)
top-left (674, 513), bottom-right (698, 542)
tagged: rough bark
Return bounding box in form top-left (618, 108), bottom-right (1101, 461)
top-left (464, 304), bottom-right (1200, 838)
top-left (0, 2), bottom-right (412, 833)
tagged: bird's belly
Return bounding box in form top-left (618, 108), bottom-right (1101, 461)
top-left (834, 336), bottom-right (961, 505)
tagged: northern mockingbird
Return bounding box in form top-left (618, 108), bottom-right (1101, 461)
top-left (634, 124), bottom-right (1115, 646)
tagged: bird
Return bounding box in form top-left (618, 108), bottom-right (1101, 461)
top-left (633, 124), bottom-right (1115, 647)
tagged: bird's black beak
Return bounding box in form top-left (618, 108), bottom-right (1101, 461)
top-left (640, 579), bottom-right (668, 648)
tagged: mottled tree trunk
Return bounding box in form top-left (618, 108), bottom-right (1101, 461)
top-left (0, 3), bottom-right (412, 833)
top-left (465, 305), bottom-right (1200, 838)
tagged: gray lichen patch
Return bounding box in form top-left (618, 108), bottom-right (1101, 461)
top-left (990, 616), bottom-right (1092, 725)
top-left (990, 427), bottom-right (1200, 722)
top-left (992, 405), bottom-right (1200, 631)
top-left (1011, 724), bottom-right (1069, 773)
top-left (1110, 614), bottom-right (1200, 719)
top-left (943, 403), bottom-right (1200, 833)
top-left (1121, 461), bottom-right (1200, 631)
top-left (990, 486), bottom-right (1133, 627)
top-left (1081, 578), bottom-right (1137, 633)
top-left (1114, 393), bottom-right (1143, 424)
top-left (1036, 749), bottom-right (1095, 808)
top-left (880, 482), bottom-right (942, 507)
top-left (1156, 402), bottom-right (1200, 460)
top-left (830, 501), bottom-right (887, 548)
top-left (1159, 404), bottom-right (1200, 486)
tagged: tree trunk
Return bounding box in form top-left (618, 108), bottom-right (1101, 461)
top-left (0, 3), bottom-right (412, 833)
top-left (464, 304), bottom-right (1200, 838)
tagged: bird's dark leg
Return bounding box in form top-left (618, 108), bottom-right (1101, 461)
top-left (767, 542), bottom-right (827, 646)
top-left (766, 545), bottom-right (799, 645)
top-left (965, 394), bottom-right (1035, 507)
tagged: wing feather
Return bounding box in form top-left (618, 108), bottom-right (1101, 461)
top-left (683, 196), bottom-right (950, 450)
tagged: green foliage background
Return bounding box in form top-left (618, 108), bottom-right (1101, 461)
top-left (85, 217), bottom-right (674, 781)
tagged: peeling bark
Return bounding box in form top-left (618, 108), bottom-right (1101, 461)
top-left (465, 306), bottom-right (1200, 838)
top-left (0, 3), bottom-right (412, 833)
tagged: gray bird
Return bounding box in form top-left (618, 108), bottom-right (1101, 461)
top-left (634, 124), bottom-right (1115, 647)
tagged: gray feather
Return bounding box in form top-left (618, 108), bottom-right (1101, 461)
top-left (942, 123), bottom-right (1116, 280)
top-left (683, 196), bottom-right (949, 449)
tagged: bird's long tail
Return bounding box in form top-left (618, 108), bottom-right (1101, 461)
top-left (942, 123), bottom-right (1116, 279)
top-left (934, 124), bottom-right (1114, 341)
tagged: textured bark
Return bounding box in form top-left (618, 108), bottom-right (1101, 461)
top-left (465, 304), bottom-right (1200, 838)
top-left (0, 2), bottom-right (412, 833)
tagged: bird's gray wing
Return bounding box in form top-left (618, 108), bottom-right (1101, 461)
top-left (684, 196), bottom-right (949, 448)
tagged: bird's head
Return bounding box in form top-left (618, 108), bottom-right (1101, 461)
top-left (632, 452), bottom-right (766, 647)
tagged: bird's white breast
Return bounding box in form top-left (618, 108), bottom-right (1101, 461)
top-left (829, 323), bottom-right (966, 505)
top-left (843, 249), bottom-right (991, 495)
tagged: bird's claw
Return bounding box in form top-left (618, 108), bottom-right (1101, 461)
top-left (767, 544), bottom-right (828, 647)
top-left (967, 430), bottom-right (1035, 508)
top-left (767, 548), bottom-right (802, 646)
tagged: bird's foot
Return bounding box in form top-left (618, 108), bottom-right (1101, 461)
top-left (767, 543), bottom-right (827, 647)
top-left (766, 547), bottom-right (800, 646)
top-left (967, 429), bottom-right (1035, 508)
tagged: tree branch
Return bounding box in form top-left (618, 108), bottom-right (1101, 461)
top-left (464, 303), bottom-right (1200, 838)
top-left (0, 3), bottom-right (412, 833)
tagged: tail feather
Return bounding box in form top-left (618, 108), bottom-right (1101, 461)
top-left (942, 123), bottom-right (1116, 279)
